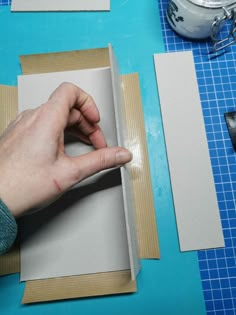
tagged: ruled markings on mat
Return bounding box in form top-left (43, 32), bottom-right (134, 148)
top-left (159, 1), bottom-right (236, 313)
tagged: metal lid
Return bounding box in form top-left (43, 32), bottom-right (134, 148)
top-left (188, 0), bottom-right (236, 8)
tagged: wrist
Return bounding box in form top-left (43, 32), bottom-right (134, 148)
top-left (0, 198), bottom-right (18, 254)
top-left (0, 183), bottom-right (21, 217)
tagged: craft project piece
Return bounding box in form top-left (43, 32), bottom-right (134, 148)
top-left (11, 0), bottom-right (110, 11)
top-left (154, 51), bottom-right (224, 251)
top-left (18, 66), bottom-right (139, 281)
top-left (0, 46), bottom-right (159, 303)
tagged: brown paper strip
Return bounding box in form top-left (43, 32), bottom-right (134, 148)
top-left (0, 85), bottom-right (18, 134)
top-left (0, 86), bottom-right (20, 276)
top-left (121, 73), bottom-right (160, 258)
top-left (23, 270), bottom-right (136, 304)
top-left (20, 48), bottom-right (110, 75)
top-left (0, 244), bottom-right (20, 276)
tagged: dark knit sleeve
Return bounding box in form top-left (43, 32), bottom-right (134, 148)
top-left (0, 199), bottom-right (17, 255)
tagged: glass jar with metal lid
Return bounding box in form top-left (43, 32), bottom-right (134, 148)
top-left (166, 0), bottom-right (236, 52)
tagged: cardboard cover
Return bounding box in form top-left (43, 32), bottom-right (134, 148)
top-left (154, 51), bottom-right (224, 251)
top-left (0, 47), bottom-right (159, 303)
top-left (17, 67), bottom-right (137, 282)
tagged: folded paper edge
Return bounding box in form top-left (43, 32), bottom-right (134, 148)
top-left (109, 45), bottom-right (140, 280)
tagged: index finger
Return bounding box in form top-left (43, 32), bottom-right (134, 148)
top-left (48, 82), bottom-right (100, 127)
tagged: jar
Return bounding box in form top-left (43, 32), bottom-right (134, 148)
top-left (166, 0), bottom-right (236, 51)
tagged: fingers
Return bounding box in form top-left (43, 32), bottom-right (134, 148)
top-left (66, 108), bottom-right (107, 149)
top-left (48, 83), bottom-right (107, 149)
top-left (65, 128), bottom-right (92, 146)
top-left (48, 82), bottom-right (100, 126)
top-left (67, 147), bottom-right (132, 185)
top-left (88, 127), bottom-right (107, 149)
top-left (66, 126), bottom-right (107, 149)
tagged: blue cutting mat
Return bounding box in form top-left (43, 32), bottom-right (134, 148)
top-left (0, 0), bottom-right (10, 5)
top-left (159, 1), bottom-right (236, 314)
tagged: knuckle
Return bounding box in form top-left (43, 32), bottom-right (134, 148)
top-left (60, 82), bottom-right (76, 92)
top-left (60, 82), bottom-right (71, 88)
top-left (85, 94), bottom-right (95, 107)
top-left (18, 109), bottom-right (29, 117)
top-left (69, 161), bottom-right (83, 183)
top-left (14, 109), bottom-right (32, 122)
top-left (98, 152), bottom-right (109, 170)
top-left (85, 94), bottom-right (92, 102)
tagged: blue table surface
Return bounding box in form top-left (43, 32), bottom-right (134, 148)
top-left (0, 1), bottom-right (235, 314)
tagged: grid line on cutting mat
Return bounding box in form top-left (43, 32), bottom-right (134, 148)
top-left (0, 0), bottom-right (11, 5)
top-left (159, 1), bottom-right (236, 314)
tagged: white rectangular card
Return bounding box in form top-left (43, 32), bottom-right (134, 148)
top-left (11, 0), bottom-right (110, 11)
top-left (154, 51), bottom-right (224, 251)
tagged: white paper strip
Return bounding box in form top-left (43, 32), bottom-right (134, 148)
top-left (154, 51), bottom-right (224, 251)
top-left (11, 0), bottom-right (110, 11)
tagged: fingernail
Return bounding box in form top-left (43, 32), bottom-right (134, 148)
top-left (116, 149), bottom-right (132, 164)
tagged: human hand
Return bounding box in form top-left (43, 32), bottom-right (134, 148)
top-left (0, 83), bottom-right (132, 217)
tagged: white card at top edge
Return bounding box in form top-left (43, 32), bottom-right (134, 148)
top-left (11, 0), bottom-right (110, 11)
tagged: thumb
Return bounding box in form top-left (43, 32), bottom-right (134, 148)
top-left (68, 146), bottom-right (132, 184)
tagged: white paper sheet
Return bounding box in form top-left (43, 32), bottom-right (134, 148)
top-left (11, 0), bottom-right (110, 11)
top-left (18, 68), bottom-right (131, 281)
top-left (154, 51), bottom-right (224, 251)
